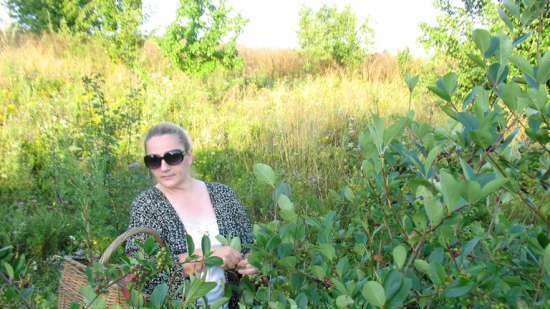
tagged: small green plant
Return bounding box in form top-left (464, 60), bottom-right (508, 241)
top-left (80, 235), bottom-right (229, 309)
top-left (158, 0), bottom-right (246, 74)
top-left (298, 4), bottom-right (372, 69)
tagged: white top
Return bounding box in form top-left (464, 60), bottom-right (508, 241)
top-left (177, 212), bottom-right (227, 308)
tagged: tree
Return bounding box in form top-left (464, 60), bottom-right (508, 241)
top-left (6, 0), bottom-right (91, 33)
top-left (77, 0), bottom-right (144, 64)
top-left (297, 5), bottom-right (372, 69)
top-left (420, 0), bottom-right (549, 94)
top-left (6, 0), bottom-right (144, 64)
top-left (158, 0), bottom-right (246, 73)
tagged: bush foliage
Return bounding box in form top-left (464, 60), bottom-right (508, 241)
top-left (0, 0), bottom-right (548, 308)
top-left (297, 4), bottom-right (372, 69)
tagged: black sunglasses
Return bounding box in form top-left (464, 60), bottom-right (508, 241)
top-left (144, 149), bottom-right (185, 169)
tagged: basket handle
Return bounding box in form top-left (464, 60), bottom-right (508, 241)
top-left (99, 227), bottom-right (165, 265)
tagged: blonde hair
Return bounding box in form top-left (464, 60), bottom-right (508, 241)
top-left (144, 122), bottom-right (192, 153)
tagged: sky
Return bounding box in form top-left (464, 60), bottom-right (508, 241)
top-left (1, 1), bottom-right (439, 56)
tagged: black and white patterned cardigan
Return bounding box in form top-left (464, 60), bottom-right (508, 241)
top-left (124, 182), bottom-right (253, 292)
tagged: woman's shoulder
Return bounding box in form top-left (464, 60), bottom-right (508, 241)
top-left (204, 181), bottom-right (235, 196)
top-left (131, 186), bottom-right (163, 207)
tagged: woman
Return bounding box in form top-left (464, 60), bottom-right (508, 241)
top-left (125, 122), bottom-right (256, 307)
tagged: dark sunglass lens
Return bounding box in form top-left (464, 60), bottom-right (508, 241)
top-left (164, 150), bottom-right (184, 165)
top-left (144, 155), bottom-right (162, 169)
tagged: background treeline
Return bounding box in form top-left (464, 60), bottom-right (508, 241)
top-left (0, 0), bottom-right (549, 308)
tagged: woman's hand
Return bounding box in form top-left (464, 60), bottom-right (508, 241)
top-left (236, 255), bottom-right (257, 275)
top-left (211, 245), bottom-right (242, 270)
top-left (178, 252), bottom-right (204, 276)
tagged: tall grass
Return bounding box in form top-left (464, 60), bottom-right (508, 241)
top-left (0, 32), bottom-right (440, 255)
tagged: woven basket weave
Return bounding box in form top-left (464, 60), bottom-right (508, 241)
top-left (57, 227), bottom-right (164, 309)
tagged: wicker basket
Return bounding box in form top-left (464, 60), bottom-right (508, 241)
top-left (57, 227), bottom-right (164, 309)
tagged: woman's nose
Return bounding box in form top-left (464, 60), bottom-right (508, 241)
top-left (159, 159), bottom-right (170, 171)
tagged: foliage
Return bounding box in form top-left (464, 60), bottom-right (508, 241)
top-left (158, 0), bottom-right (246, 74)
top-left (5, 0), bottom-right (144, 64)
top-left (236, 1), bottom-right (549, 307)
top-left (77, 0), bottom-right (145, 64)
top-left (64, 234), bottom-right (238, 309)
top-left (1, 0), bottom-right (548, 307)
top-left (0, 245), bottom-right (55, 308)
top-left (5, 0), bottom-right (91, 33)
top-left (297, 4), bottom-right (372, 69)
top-left (419, 0), bottom-right (549, 96)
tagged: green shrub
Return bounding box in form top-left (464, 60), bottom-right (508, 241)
top-left (158, 0), bottom-right (246, 74)
top-left (298, 4), bottom-right (372, 69)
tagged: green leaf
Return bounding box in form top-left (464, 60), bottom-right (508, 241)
top-left (392, 245), bottom-right (407, 269)
top-left (418, 186), bottom-right (444, 226)
top-left (430, 72), bottom-right (458, 102)
top-left (484, 36), bottom-right (499, 58)
top-left (440, 72), bottom-right (458, 96)
top-left (253, 163), bottom-right (276, 187)
top-left (277, 194), bottom-right (294, 211)
top-left (340, 186), bottom-right (355, 202)
top-left (81, 285), bottom-right (106, 309)
top-left (404, 73), bottom-right (419, 93)
top-left (428, 85), bottom-right (450, 102)
top-left (535, 51), bottom-right (550, 84)
top-left (150, 283), bottom-right (169, 309)
top-left (503, 0), bottom-right (520, 18)
top-left (544, 244), bottom-right (550, 274)
top-left (318, 243), bottom-right (336, 261)
top-left (414, 259), bottom-right (430, 274)
top-left (488, 63), bottom-right (509, 85)
top-left (481, 177), bottom-right (508, 198)
top-left (497, 7), bottom-right (513, 31)
top-left (205, 256), bottom-right (223, 267)
top-left (443, 278), bottom-right (475, 297)
top-left (186, 234), bottom-right (195, 256)
top-left (185, 280), bottom-right (217, 305)
top-left (463, 86), bottom-right (479, 109)
top-left (459, 159), bottom-right (475, 181)
top-left (201, 234), bottom-right (211, 256)
top-left (310, 265), bottom-right (326, 278)
top-left (229, 237), bottom-right (242, 252)
top-left (412, 210), bottom-right (428, 232)
top-left (272, 181), bottom-right (291, 203)
top-left (495, 35), bottom-right (512, 78)
top-left (510, 55), bottom-right (534, 76)
top-left (369, 115), bottom-right (385, 153)
top-left (386, 278), bottom-right (412, 309)
top-left (457, 237), bottom-right (482, 265)
top-left (362, 281), bottom-right (386, 308)
top-left (215, 234), bottom-right (229, 245)
top-left (336, 295), bottom-right (354, 308)
top-left (3, 262), bottom-right (14, 279)
top-left (498, 82), bottom-right (521, 110)
top-left (463, 180), bottom-right (482, 203)
top-left (278, 194), bottom-right (297, 222)
top-left (472, 29), bottom-right (491, 55)
top-left (384, 270), bottom-right (403, 300)
top-left (440, 171), bottom-right (463, 212)
top-left (277, 256), bottom-right (298, 269)
top-left (424, 145), bottom-right (442, 176)
top-left (467, 53), bottom-right (485, 67)
top-left (426, 261), bottom-right (446, 286)
top-left (0, 246), bottom-right (13, 260)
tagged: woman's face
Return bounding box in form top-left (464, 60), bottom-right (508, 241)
top-left (145, 134), bottom-right (192, 189)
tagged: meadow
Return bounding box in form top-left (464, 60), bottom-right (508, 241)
top-left (0, 3), bottom-right (548, 306)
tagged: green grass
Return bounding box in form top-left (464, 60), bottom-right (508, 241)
top-left (0, 33), bottom-right (441, 305)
